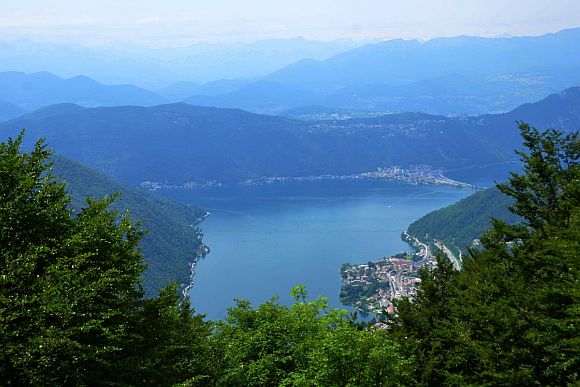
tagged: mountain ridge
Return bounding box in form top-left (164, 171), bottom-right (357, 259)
top-left (0, 71), bottom-right (167, 111)
top-left (0, 98), bottom-right (27, 121)
top-left (182, 28), bottom-right (580, 115)
top-left (1, 86), bottom-right (578, 187)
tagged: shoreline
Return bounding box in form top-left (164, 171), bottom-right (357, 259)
top-left (140, 165), bottom-right (485, 192)
top-left (181, 212), bottom-right (211, 300)
top-left (181, 244), bottom-right (210, 299)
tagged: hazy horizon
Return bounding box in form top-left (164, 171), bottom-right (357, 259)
top-left (1, 0), bottom-right (579, 47)
top-left (1, 1), bottom-right (579, 89)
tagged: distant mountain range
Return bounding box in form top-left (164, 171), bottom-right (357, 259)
top-left (268, 28), bottom-right (580, 89)
top-left (0, 71), bottom-right (166, 111)
top-left (183, 28), bottom-right (580, 115)
top-left (0, 38), bottom-right (361, 88)
top-left (1, 28), bottom-right (579, 117)
top-left (157, 79), bottom-right (253, 102)
top-left (1, 86), bottom-right (578, 187)
top-left (51, 155), bottom-right (206, 295)
top-left (184, 80), bottom-right (318, 114)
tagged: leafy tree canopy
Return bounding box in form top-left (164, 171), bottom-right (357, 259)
top-left (210, 286), bottom-right (413, 386)
top-left (0, 132), bottom-right (212, 385)
top-left (391, 123), bottom-right (579, 385)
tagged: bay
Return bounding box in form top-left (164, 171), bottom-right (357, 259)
top-left (156, 181), bottom-right (473, 320)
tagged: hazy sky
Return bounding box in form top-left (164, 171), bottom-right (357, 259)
top-left (0, 0), bottom-right (579, 46)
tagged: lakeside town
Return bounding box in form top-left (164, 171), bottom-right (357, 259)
top-left (141, 164), bottom-right (480, 191)
top-left (340, 231), bottom-right (457, 316)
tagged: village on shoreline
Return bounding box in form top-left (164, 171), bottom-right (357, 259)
top-left (140, 164), bottom-right (482, 191)
top-left (340, 232), bottom-right (459, 316)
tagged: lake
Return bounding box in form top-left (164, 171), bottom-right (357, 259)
top-left (157, 181), bottom-right (473, 320)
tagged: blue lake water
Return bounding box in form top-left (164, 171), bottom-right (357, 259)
top-left (157, 181), bottom-right (473, 320)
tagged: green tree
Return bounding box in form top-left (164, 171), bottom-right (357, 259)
top-left (498, 123), bottom-right (579, 232)
top-left (390, 254), bottom-right (460, 385)
top-left (391, 123), bottom-right (579, 385)
top-left (123, 285), bottom-right (213, 386)
top-left (0, 133), bottom-right (211, 385)
top-left (213, 286), bottom-right (412, 386)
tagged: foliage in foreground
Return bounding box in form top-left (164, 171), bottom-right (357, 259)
top-left (51, 155), bottom-right (207, 296)
top-left (391, 123), bottom-right (579, 385)
top-left (209, 286), bottom-right (412, 386)
top-left (0, 133), bottom-right (212, 385)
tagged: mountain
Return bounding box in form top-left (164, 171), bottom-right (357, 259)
top-left (0, 99), bottom-right (27, 121)
top-left (0, 38), bottom-right (362, 89)
top-left (0, 104), bottom-right (504, 186)
top-left (0, 40), bottom-right (181, 89)
top-left (184, 80), bottom-right (319, 114)
top-left (468, 85), bottom-right (580, 157)
top-left (157, 79), bottom-right (254, 101)
top-left (268, 28), bottom-right (580, 90)
top-left (156, 81), bottom-right (201, 101)
top-left (1, 87), bottom-right (578, 187)
top-left (406, 84), bottom-right (580, 248)
top-left (51, 155), bottom-right (206, 295)
top-left (318, 73), bottom-right (579, 116)
top-left (154, 37), bottom-right (361, 83)
top-left (407, 186), bottom-right (520, 251)
top-left (185, 28), bottom-right (580, 115)
top-left (183, 73), bottom-right (579, 116)
top-left (0, 103), bottom-right (305, 185)
top-left (0, 71), bottom-right (166, 110)
top-left (483, 85), bottom-right (580, 129)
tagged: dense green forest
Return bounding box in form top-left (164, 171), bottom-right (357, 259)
top-left (50, 155), bottom-right (207, 294)
top-left (407, 186), bottom-right (521, 250)
top-left (1, 123), bottom-right (578, 385)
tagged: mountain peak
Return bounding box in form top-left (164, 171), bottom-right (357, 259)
top-left (558, 85), bottom-right (580, 98)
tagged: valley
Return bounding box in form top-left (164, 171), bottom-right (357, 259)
top-left (3, 9), bottom-right (579, 384)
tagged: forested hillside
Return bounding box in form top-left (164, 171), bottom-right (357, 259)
top-left (2, 87), bottom-right (578, 187)
top-left (407, 186), bottom-right (520, 250)
top-left (51, 154), bottom-right (206, 294)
